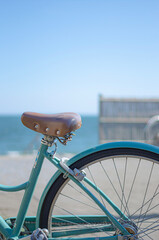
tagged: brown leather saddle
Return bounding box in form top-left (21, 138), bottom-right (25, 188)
top-left (21, 112), bottom-right (82, 137)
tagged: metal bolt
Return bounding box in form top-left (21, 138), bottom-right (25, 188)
top-left (56, 130), bottom-right (60, 135)
top-left (42, 228), bottom-right (49, 237)
top-left (45, 127), bottom-right (49, 132)
top-left (35, 124), bottom-right (39, 129)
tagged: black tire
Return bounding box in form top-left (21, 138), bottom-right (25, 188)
top-left (39, 148), bottom-right (159, 239)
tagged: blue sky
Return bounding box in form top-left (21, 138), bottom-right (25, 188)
top-left (0, 0), bottom-right (159, 115)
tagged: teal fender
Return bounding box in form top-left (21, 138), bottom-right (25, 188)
top-left (35, 141), bottom-right (159, 228)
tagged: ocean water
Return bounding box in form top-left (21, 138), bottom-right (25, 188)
top-left (0, 115), bottom-right (98, 155)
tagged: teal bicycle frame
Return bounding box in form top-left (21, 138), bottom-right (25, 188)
top-left (1, 139), bottom-right (159, 240)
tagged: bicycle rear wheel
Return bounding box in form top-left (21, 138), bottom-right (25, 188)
top-left (40, 148), bottom-right (159, 239)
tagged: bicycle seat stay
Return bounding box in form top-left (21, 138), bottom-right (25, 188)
top-left (21, 112), bottom-right (82, 137)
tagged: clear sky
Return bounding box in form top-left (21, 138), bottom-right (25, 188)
top-left (0, 0), bottom-right (159, 115)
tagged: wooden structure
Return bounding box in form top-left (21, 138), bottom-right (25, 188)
top-left (99, 96), bottom-right (159, 144)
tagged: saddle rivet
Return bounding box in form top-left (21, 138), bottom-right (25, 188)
top-left (45, 128), bottom-right (49, 132)
top-left (56, 130), bottom-right (60, 135)
top-left (35, 124), bottom-right (39, 129)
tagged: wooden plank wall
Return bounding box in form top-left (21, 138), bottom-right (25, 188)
top-left (99, 96), bottom-right (159, 144)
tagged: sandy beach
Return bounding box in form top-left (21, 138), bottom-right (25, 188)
top-left (0, 153), bottom-right (73, 219)
top-left (1, 153), bottom-right (159, 219)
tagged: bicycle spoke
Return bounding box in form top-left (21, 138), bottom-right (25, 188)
top-left (100, 161), bottom-right (130, 217)
top-left (132, 202), bottom-right (159, 225)
top-left (139, 231), bottom-right (154, 240)
top-left (137, 163), bottom-right (154, 229)
top-left (139, 217), bottom-right (159, 233)
top-left (112, 158), bottom-right (130, 217)
top-left (137, 224), bottom-right (159, 239)
top-left (53, 205), bottom-right (110, 237)
top-left (121, 157), bottom-right (127, 212)
top-left (59, 193), bottom-right (101, 212)
top-left (123, 158), bottom-right (141, 216)
top-left (138, 182), bottom-right (159, 230)
top-left (87, 165), bottom-right (107, 210)
top-left (68, 183), bottom-right (96, 204)
top-left (130, 191), bottom-right (159, 219)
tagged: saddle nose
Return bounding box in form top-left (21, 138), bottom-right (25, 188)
top-left (21, 112), bottom-right (82, 137)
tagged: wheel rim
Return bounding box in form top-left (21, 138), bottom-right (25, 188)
top-left (47, 153), bottom-right (159, 239)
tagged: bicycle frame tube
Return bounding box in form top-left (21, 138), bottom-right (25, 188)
top-left (49, 236), bottom-right (119, 240)
top-left (0, 182), bottom-right (28, 192)
top-left (11, 143), bottom-right (48, 237)
top-left (0, 142), bottom-right (49, 239)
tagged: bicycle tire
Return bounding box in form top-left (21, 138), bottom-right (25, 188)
top-left (39, 147), bottom-right (159, 239)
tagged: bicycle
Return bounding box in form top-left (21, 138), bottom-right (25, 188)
top-left (0, 111), bottom-right (159, 240)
